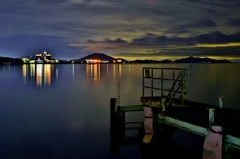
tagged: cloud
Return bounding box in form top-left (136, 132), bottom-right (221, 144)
top-left (74, 31), bottom-right (240, 50)
top-left (1, 0), bottom-right (240, 61)
top-left (88, 0), bottom-right (113, 6)
top-left (113, 46), bottom-right (240, 59)
top-left (69, 31), bottom-right (240, 60)
top-left (65, 0), bottom-right (114, 7)
top-left (70, 38), bottom-right (132, 51)
top-left (187, 20), bottom-right (217, 28)
top-left (66, 0), bottom-right (85, 4)
top-left (227, 19), bottom-right (240, 27)
top-left (193, 32), bottom-right (240, 44)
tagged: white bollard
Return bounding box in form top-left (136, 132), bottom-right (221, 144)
top-left (208, 108), bottom-right (215, 126)
top-left (161, 98), bottom-right (166, 113)
top-left (219, 96), bottom-right (224, 108)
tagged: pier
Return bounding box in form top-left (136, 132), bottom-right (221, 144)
top-left (110, 67), bottom-right (240, 159)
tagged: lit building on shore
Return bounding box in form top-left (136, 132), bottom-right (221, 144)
top-left (85, 59), bottom-right (123, 63)
top-left (85, 59), bottom-right (109, 63)
top-left (36, 51), bottom-right (55, 63)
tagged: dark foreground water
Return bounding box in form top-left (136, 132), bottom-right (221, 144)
top-left (0, 63), bottom-right (239, 159)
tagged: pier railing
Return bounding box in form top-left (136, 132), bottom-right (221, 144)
top-left (141, 67), bottom-right (187, 107)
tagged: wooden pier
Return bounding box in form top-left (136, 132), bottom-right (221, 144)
top-left (110, 67), bottom-right (240, 159)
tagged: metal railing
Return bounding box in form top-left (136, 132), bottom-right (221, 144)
top-left (142, 67), bottom-right (187, 106)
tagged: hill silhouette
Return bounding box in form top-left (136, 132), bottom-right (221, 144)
top-left (0, 56), bottom-right (22, 64)
top-left (174, 56), bottom-right (231, 63)
top-left (78, 53), bottom-right (115, 61)
top-left (77, 53), bottom-right (231, 63)
top-left (75, 53), bottom-right (231, 63)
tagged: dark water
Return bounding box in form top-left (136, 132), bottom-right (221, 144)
top-left (0, 63), bottom-right (239, 158)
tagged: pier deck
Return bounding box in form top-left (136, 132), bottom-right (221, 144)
top-left (115, 101), bottom-right (240, 138)
top-left (110, 67), bottom-right (240, 158)
top-left (153, 106), bottom-right (240, 138)
top-left (140, 96), bottom-right (240, 138)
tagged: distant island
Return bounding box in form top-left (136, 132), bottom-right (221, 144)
top-left (73, 53), bottom-right (232, 64)
top-left (0, 52), bottom-right (232, 65)
top-left (132, 56), bottom-right (231, 64)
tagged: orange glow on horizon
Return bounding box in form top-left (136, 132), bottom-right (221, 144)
top-left (195, 42), bottom-right (240, 48)
top-left (86, 59), bottom-right (108, 63)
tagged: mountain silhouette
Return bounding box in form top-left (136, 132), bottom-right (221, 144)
top-left (174, 56), bottom-right (231, 63)
top-left (78, 53), bottom-right (116, 61)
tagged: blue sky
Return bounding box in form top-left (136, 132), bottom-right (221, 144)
top-left (0, 0), bottom-right (240, 61)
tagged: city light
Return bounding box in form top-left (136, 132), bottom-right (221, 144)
top-left (85, 59), bottom-right (109, 63)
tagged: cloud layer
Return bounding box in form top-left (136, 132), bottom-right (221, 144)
top-left (0, 0), bottom-right (240, 60)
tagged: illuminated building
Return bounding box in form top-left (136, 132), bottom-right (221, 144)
top-left (21, 57), bottom-right (30, 63)
top-left (85, 59), bottom-right (109, 63)
top-left (36, 50), bottom-right (54, 63)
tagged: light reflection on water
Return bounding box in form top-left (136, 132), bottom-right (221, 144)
top-left (22, 64), bottom-right (56, 87)
top-left (0, 63), bottom-right (240, 158)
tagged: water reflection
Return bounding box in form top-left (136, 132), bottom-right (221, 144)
top-left (85, 64), bottom-right (122, 84)
top-left (22, 64), bottom-right (57, 87)
top-left (87, 64), bottom-right (101, 83)
top-left (72, 64), bottom-right (74, 80)
top-left (2, 63), bottom-right (240, 158)
top-left (22, 64), bottom-right (125, 87)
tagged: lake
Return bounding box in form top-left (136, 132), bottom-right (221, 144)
top-left (0, 63), bottom-right (240, 158)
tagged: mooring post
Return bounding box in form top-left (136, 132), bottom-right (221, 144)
top-left (110, 98), bottom-right (125, 140)
top-left (219, 96), bottom-right (224, 108)
top-left (110, 98), bottom-right (117, 126)
top-left (208, 108), bottom-right (215, 126)
top-left (110, 98), bottom-right (117, 153)
top-left (118, 111), bottom-right (125, 140)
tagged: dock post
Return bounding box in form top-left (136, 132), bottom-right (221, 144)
top-left (110, 98), bottom-right (117, 127)
top-left (112, 98), bottom-right (125, 141)
top-left (118, 111), bottom-right (125, 140)
top-left (110, 98), bottom-right (117, 153)
top-left (208, 108), bottom-right (215, 126)
top-left (219, 96), bottom-right (224, 108)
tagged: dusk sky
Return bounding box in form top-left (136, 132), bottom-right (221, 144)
top-left (1, 0), bottom-right (240, 61)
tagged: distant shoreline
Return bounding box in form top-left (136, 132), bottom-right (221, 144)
top-left (1, 62), bottom-right (239, 66)
top-left (0, 55), bottom-right (234, 65)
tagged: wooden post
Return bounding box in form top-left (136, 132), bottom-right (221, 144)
top-left (110, 98), bottom-right (117, 153)
top-left (110, 98), bottom-right (125, 141)
top-left (118, 111), bottom-right (125, 140)
top-left (110, 98), bottom-right (117, 127)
